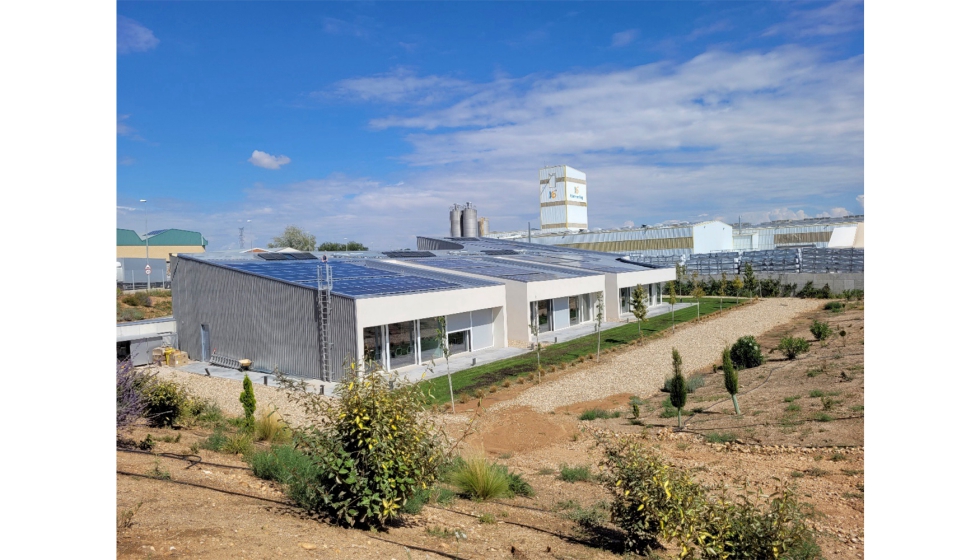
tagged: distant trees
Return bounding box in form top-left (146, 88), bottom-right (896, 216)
top-left (318, 241), bottom-right (368, 252)
top-left (268, 226), bottom-right (316, 251)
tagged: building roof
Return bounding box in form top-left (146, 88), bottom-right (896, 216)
top-left (117, 228), bottom-right (208, 247)
top-left (177, 252), bottom-right (502, 299)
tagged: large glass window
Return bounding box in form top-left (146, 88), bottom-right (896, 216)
top-left (533, 300), bottom-right (553, 333)
top-left (448, 331), bottom-right (469, 354)
top-left (387, 320), bottom-right (416, 369)
top-left (620, 287), bottom-right (631, 314)
top-left (419, 317), bottom-right (443, 363)
top-left (363, 326), bottom-right (384, 367)
top-left (569, 296), bottom-right (579, 326)
top-left (579, 293), bottom-right (591, 322)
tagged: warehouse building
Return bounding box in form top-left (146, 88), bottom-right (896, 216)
top-left (172, 239), bottom-right (674, 381)
top-left (117, 228), bottom-right (209, 266)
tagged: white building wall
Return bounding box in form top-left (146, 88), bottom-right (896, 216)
top-left (692, 221), bottom-right (733, 253)
top-left (552, 296), bottom-right (570, 331)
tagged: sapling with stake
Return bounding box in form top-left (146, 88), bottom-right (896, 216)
top-left (669, 348), bottom-right (687, 429)
top-left (436, 316), bottom-right (456, 413)
top-left (630, 284), bottom-right (648, 337)
top-left (722, 346), bottom-right (741, 415)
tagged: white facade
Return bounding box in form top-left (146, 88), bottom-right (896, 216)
top-left (692, 221), bottom-right (734, 254)
top-left (539, 165), bottom-right (588, 231)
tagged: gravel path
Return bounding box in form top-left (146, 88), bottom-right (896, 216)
top-left (489, 298), bottom-right (825, 413)
top-left (152, 366), bottom-right (323, 427)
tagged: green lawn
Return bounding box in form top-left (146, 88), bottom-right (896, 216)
top-left (419, 297), bottom-right (748, 404)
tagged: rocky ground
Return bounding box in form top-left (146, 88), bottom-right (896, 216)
top-left (117, 297), bottom-right (864, 559)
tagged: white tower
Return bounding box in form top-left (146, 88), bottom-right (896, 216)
top-left (539, 165), bottom-right (588, 231)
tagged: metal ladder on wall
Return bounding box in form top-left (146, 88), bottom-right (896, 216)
top-left (316, 261), bottom-right (334, 383)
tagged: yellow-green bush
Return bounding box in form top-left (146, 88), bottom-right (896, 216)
top-left (599, 435), bottom-right (820, 559)
top-left (276, 364), bottom-right (446, 528)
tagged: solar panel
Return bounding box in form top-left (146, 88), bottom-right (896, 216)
top-left (290, 252), bottom-right (318, 260)
top-left (383, 251), bottom-right (436, 258)
top-left (256, 252), bottom-right (288, 260)
top-left (481, 249), bottom-right (519, 255)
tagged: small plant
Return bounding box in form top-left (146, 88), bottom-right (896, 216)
top-left (502, 379), bottom-right (511, 388)
top-left (122, 292), bottom-right (152, 307)
top-left (778, 337), bottom-right (811, 360)
top-left (202, 427), bottom-right (230, 451)
top-left (824, 301), bottom-right (844, 313)
top-left (821, 396), bottom-right (841, 411)
top-left (425, 526), bottom-right (454, 538)
top-left (805, 467), bottom-right (829, 477)
top-left (830, 453), bottom-right (846, 462)
top-left (451, 455), bottom-right (511, 501)
top-left (117, 359), bottom-right (151, 431)
top-left (488, 385), bottom-right (498, 394)
top-left (117, 501), bottom-right (142, 529)
top-left (630, 283), bottom-right (648, 336)
top-left (563, 503), bottom-right (607, 529)
top-left (809, 390), bottom-right (826, 398)
top-left (137, 434), bottom-right (155, 450)
top-left (537, 467), bottom-right (556, 476)
top-left (222, 431), bottom-right (255, 456)
top-left (478, 513), bottom-right (497, 524)
top-left (558, 464), bottom-right (592, 483)
top-left (784, 395), bottom-right (801, 403)
top-left (785, 403), bottom-right (801, 412)
top-left (810, 320), bottom-right (832, 341)
top-left (147, 460), bottom-right (171, 480)
top-left (730, 335), bottom-right (765, 369)
top-left (812, 412), bottom-right (833, 422)
top-left (159, 433), bottom-right (181, 443)
top-left (686, 373), bottom-right (706, 393)
top-left (850, 405), bottom-right (864, 412)
top-left (704, 432), bottom-right (737, 443)
top-left (255, 405), bottom-right (290, 443)
top-left (507, 472), bottom-right (535, 497)
top-left (240, 374), bottom-right (257, 431)
top-left (579, 408), bottom-right (618, 421)
top-left (629, 396), bottom-right (643, 420)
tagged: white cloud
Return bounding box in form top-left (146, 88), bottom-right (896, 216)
top-left (611, 29), bottom-right (640, 47)
top-left (118, 16), bottom-right (159, 54)
top-left (816, 207), bottom-right (851, 218)
top-left (323, 17), bottom-right (372, 38)
top-left (765, 1), bottom-right (863, 38)
top-left (248, 150), bottom-right (292, 170)
top-left (856, 194), bottom-right (864, 208)
top-left (624, 220), bottom-right (635, 228)
top-left (324, 68), bottom-right (474, 105)
top-left (117, 114), bottom-right (144, 141)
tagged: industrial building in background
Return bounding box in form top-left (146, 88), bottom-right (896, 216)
top-left (539, 165), bottom-right (588, 231)
top-left (449, 202), bottom-right (480, 238)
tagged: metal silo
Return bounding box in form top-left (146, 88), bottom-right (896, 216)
top-left (461, 202), bottom-right (479, 237)
top-left (449, 204), bottom-right (462, 237)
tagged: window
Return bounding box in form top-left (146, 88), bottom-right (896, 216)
top-left (419, 317), bottom-right (443, 363)
top-left (579, 293), bottom-right (591, 322)
top-left (569, 296), bottom-right (579, 326)
top-left (363, 326), bottom-right (384, 366)
top-left (387, 321), bottom-right (416, 369)
top-left (448, 330), bottom-right (469, 354)
top-left (620, 287), bottom-right (631, 314)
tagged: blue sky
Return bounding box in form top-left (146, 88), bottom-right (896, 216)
top-left (116, 1), bottom-right (864, 251)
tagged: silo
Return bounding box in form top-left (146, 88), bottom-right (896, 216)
top-left (449, 204), bottom-right (462, 237)
top-left (462, 202), bottom-right (479, 237)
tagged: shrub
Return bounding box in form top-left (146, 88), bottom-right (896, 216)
top-left (730, 336), bottom-right (765, 369)
top-left (558, 464), bottom-right (592, 483)
top-left (142, 378), bottom-right (189, 427)
top-left (202, 427), bottom-right (229, 451)
top-left (122, 292), bottom-right (152, 307)
top-left (824, 301), bottom-right (844, 313)
top-left (275, 365), bottom-right (445, 528)
top-left (255, 406), bottom-right (290, 443)
top-left (778, 337), bottom-right (811, 360)
top-left (507, 472), bottom-right (535, 497)
top-left (240, 374), bottom-right (257, 430)
top-left (181, 398), bottom-right (223, 426)
top-left (451, 455), bottom-right (511, 501)
top-left (722, 346), bottom-right (741, 415)
top-left (119, 308), bottom-right (144, 321)
top-left (563, 503), bottom-right (607, 529)
top-left (222, 432), bottom-right (255, 456)
top-left (668, 348), bottom-right (686, 428)
top-left (579, 408), bottom-right (619, 421)
top-left (629, 396), bottom-right (643, 420)
top-left (117, 359), bottom-right (151, 431)
top-left (599, 435), bottom-right (820, 558)
top-left (704, 432), bottom-right (737, 444)
top-left (810, 320), bottom-right (832, 341)
top-left (686, 373), bottom-right (705, 393)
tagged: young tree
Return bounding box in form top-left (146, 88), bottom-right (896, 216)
top-left (529, 313), bottom-right (542, 383)
top-left (742, 263), bottom-right (757, 298)
top-left (240, 373), bottom-right (257, 430)
top-left (732, 276), bottom-right (744, 305)
top-left (668, 282), bottom-right (677, 333)
top-left (268, 225), bottom-right (316, 251)
top-left (690, 282), bottom-right (705, 321)
top-left (630, 284), bottom-right (648, 337)
top-left (435, 317), bottom-right (456, 413)
top-left (722, 346), bottom-right (741, 415)
top-left (668, 348), bottom-right (687, 429)
top-left (719, 272), bottom-right (728, 310)
top-left (595, 292), bottom-right (605, 362)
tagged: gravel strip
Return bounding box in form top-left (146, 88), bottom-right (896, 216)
top-left (151, 366), bottom-right (325, 427)
top-left (489, 298), bottom-right (826, 413)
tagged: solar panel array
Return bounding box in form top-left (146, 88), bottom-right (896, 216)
top-left (505, 253), bottom-right (642, 273)
top-left (218, 259), bottom-right (464, 297)
top-left (382, 251), bottom-right (436, 258)
top-left (414, 256), bottom-right (592, 282)
top-left (256, 252), bottom-right (317, 261)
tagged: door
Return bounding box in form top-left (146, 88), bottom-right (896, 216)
top-left (200, 324), bottom-right (211, 361)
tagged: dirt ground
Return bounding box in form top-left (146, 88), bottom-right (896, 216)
top-left (117, 299), bottom-right (864, 559)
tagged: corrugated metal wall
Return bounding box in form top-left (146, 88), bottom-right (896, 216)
top-left (325, 293), bottom-right (357, 382)
top-left (417, 237), bottom-right (465, 250)
top-left (531, 227), bottom-right (694, 255)
top-left (173, 257), bottom-right (323, 379)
